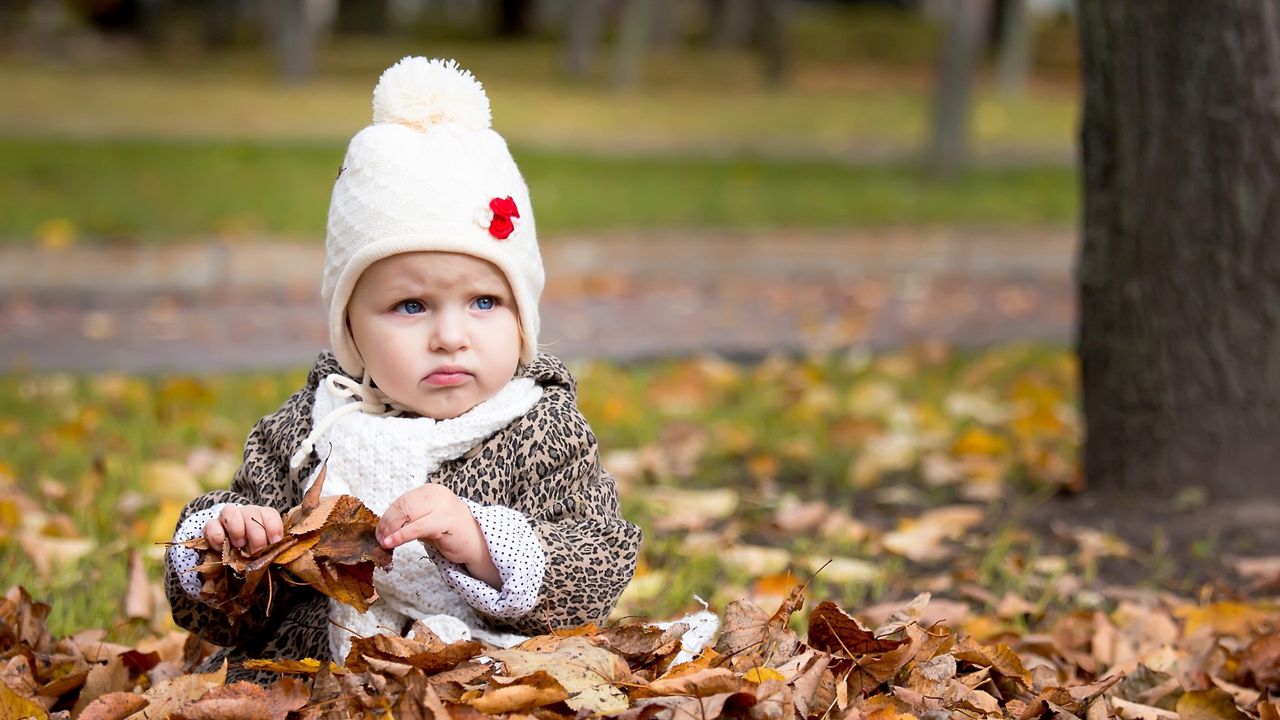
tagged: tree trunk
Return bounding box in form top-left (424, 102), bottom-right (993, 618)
top-left (271, 0), bottom-right (313, 83)
top-left (707, 0), bottom-right (753, 49)
top-left (612, 0), bottom-right (655, 89)
top-left (1078, 0), bottom-right (1280, 501)
top-left (754, 0), bottom-right (789, 88)
top-left (926, 0), bottom-right (991, 175)
top-left (996, 0), bottom-right (1032, 96)
top-left (496, 0), bottom-right (534, 37)
top-left (562, 0), bottom-right (607, 80)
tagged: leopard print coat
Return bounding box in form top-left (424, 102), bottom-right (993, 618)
top-left (164, 352), bottom-right (641, 684)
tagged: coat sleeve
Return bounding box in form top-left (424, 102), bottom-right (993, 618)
top-left (478, 392), bottom-right (642, 636)
top-left (163, 363), bottom-right (328, 647)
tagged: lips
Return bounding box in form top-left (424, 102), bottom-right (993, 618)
top-left (425, 366), bottom-right (472, 387)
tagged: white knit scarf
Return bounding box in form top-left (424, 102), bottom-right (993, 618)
top-left (296, 372), bottom-right (543, 661)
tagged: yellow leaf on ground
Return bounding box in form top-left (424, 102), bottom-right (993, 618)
top-left (952, 427), bottom-right (1009, 457)
top-left (0, 682), bottom-right (47, 720)
top-left (1174, 603), bottom-right (1273, 640)
top-left (141, 461), bottom-right (201, 503)
top-left (744, 667), bottom-right (786, 683)
top-left (1175, 689), bottom-right (1249, 720)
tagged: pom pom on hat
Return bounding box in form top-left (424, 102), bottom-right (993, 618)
top-left (372, 57), bottom-right (492, 131)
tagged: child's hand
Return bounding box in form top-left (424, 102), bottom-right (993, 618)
top-left (377, 484), bottom-right (499, 587)
top-left (204, 505), bottom-right (284, 554)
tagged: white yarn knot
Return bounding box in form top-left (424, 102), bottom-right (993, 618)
top-left (289, 373), bottom-right (405, 470)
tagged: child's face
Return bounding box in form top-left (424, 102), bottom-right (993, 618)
top-left (347, 252), bottom-right (522, 420)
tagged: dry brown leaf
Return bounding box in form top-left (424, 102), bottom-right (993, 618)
top-left (653, 689), bottom-right (759, 720)
top-left (714, 585), bottom-right (804, 670)
top-left (124, 660), bottom-right (227, 720)
top-left (790, 652), bottom-right (833, 718)
top-left (953, 636), bottom-right (1033, 688)
top-left (880, 505), bottom-right (985, 562)
top-left (772, 497), bottom-right (831, 535)
top-left (79, 692), bottom-right (150, 720)
top-left (464, 670), bottom-right (569, 714)
top-left (122, 549), bottom-right (153, 622)
top-left (1, 586), bottom-right (52, 650)
top-left (425, 660), bottom-right (492, 686)
top-left (33, 648), bottom-right (90, 694)
top-left (69, 654), bottom-right (129, 716)
top-left (1112, 696), bottom-right (1180, 720)
top-left (846, 621), bottom-right (950, 695)
top-left (808, 601), bottom-right (905, 655)
top-left (635, 667), bottom-right (744, 698)
top-left (596, 622), bottom-right (687, 668)
top-left (170, 677), bottom-right (309, 720)
top-left (345, 631), bottom-right (482, 674)
top-left (1238, 631), bottom-right (1280, 689)
top-left (488, 635), bottom-right (631, 714)
top-left (1024, 676), bottom-right (1124, 719)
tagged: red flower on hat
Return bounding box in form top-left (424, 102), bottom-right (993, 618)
top-left (488, 196), bottom-right (520, 240)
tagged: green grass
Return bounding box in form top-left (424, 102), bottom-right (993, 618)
top-left (0, 345), bottom-right (1083, 636)
top-left (0, 137), bottom-right (1077, 243)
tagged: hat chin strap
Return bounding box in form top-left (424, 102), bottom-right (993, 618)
top-left (289, 373), bottom-right (409, 471)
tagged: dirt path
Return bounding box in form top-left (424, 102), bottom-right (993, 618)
top-left (0, 227), bottom-right (1076, 373)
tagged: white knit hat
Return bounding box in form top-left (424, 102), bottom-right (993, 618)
top-left (323, 57), bottom-right (543, 377)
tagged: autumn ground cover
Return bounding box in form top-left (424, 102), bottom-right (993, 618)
top-left (0, 342), bottom-right (1260, 637)
top-left (1, 345), bottom-right (1278, 718)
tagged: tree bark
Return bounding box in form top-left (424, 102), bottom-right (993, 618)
top-left (996, 0), bottom-right (1032, 96)
top-left (562, 0), bottom-right (607, 80)
top-left (613, 0), bottom-right (655, 90)
top-left (926, 0), bottom-right (991, 175)
top-left (1078, 0), bottom-right (1280, 501)
top-left (271, 0), bottom-right (314, 83)
top-left (496, 0), bottom-right (534, 37)
top-left (754, 0), bottom-right (790, 89)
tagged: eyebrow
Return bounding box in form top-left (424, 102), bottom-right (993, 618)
top-left (380, 277), bottom-right (511, 298)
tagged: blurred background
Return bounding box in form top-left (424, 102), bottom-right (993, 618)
top-left (0, 0), bottom-right (1193, 639)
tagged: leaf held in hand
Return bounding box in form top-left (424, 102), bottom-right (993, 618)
top-left (172, 460), bottom-right (392, 618)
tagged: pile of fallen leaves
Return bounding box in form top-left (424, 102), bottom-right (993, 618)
top-left (2, 580), bottom-right (1278, 720)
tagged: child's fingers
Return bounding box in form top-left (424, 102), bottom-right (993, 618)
top-left (377, 498), bottom-right (425, 545)
top-left (220, 507), bottom-right (248, 548)
top-left (243, 509), bottom-right (270, 553)
top-left (379, 511), bottom-right (438, 549)
top-left (203, 518), bottom-right (226, 546)
top-left (262, 510), bottom-right (284, 545)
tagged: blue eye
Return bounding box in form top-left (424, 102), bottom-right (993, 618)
top-left (473, 296), bottom-right (497, 311)
top-left (396, 300), bottom-right (425, 315)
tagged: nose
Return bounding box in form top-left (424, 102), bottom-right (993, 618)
top-left (430, 306), bottom-right (468, 352)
